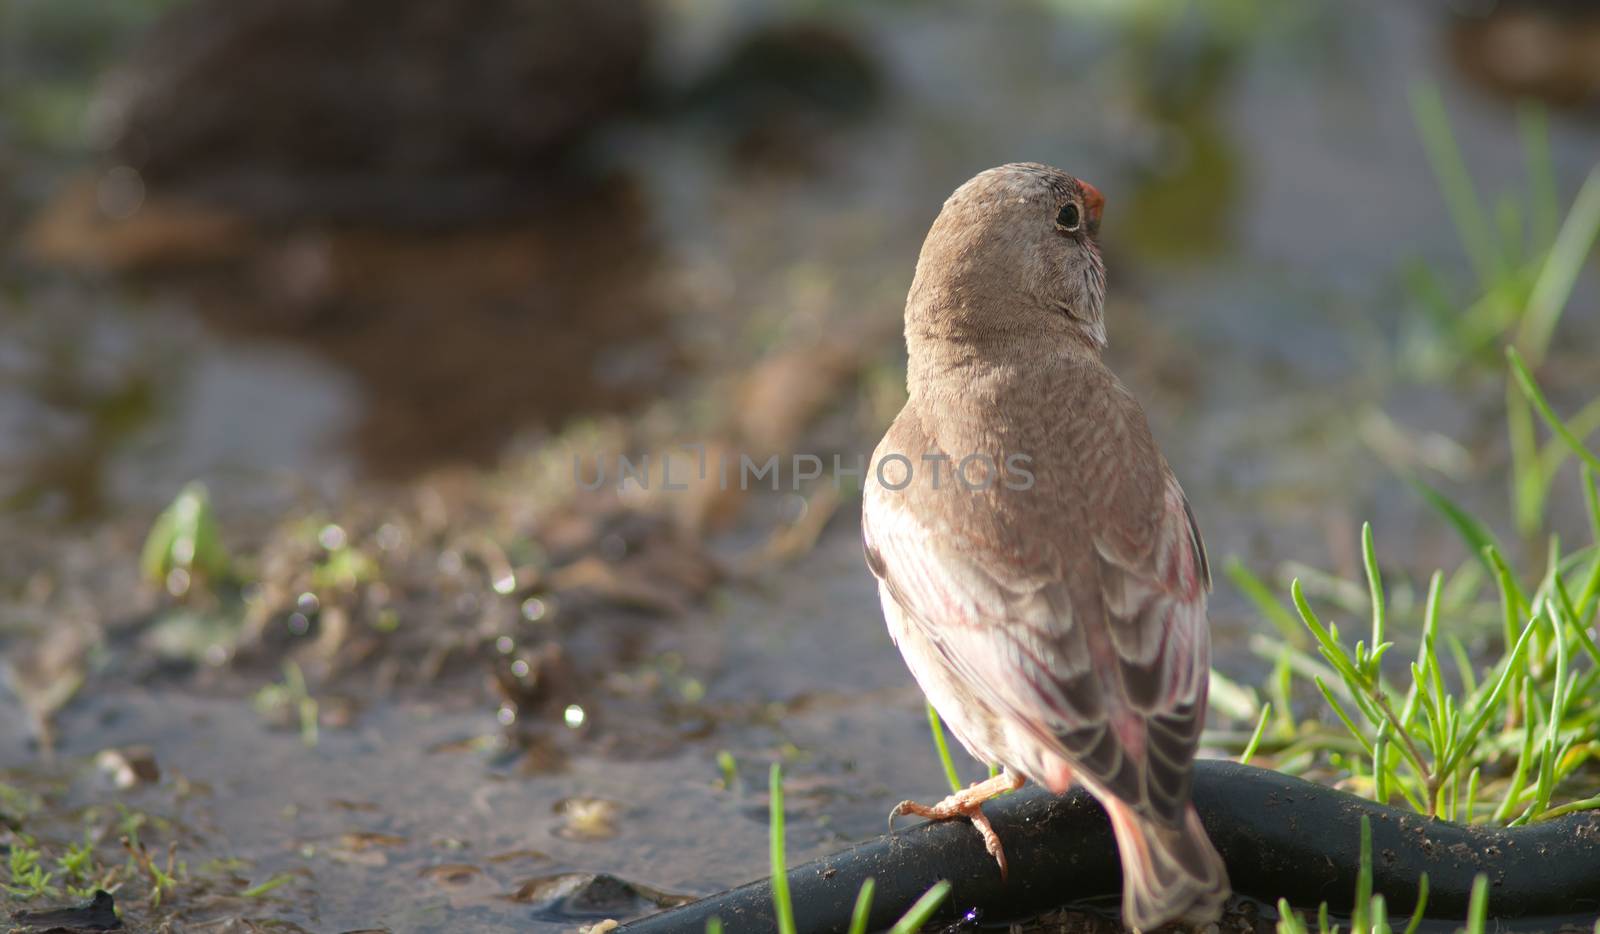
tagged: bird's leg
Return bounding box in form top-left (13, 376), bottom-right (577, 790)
top-left (888, 769), bottom-right (1026, 879)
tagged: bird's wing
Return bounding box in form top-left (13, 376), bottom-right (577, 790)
top-left (864, 492), bottom-right (1105, 737)
top-left (864, 388), bottom-right (1210, 825)
top-left (1086, 461), bottom-right (1211, 823)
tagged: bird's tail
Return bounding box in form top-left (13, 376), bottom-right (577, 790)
top-left (1104, 798), bottom-right (1230, 932)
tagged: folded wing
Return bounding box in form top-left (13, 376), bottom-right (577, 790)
top-left (865, 405), bottom-right (1210, 824)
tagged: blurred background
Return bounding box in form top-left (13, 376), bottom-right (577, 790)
top-left (2, 0), bottom-right (1598, 930)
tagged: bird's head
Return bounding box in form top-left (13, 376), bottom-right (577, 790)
top-left (906, 162), bottom-right (1107, 350)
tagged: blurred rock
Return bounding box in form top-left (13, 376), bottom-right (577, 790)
top-left (418, 862), bottom-right (483, 886)
top-left (505, 871), bottom-right (690, 920)
top-left (1449, 1), bottom-right (1600, 109)
top-left (89, 0), bottom-right (652, 223)
top-left (95, 745), bottom-right (161, 789)
top-left (680, 21), bottom-right (882, 167)
top-left (9, 889), bottom-right (122, 931)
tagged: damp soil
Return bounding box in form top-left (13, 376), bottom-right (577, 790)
top-left (4, 0), bottom-right (1600, 931)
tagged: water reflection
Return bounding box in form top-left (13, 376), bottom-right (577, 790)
top-left (15, 174), bottom-right (682, 510)
top-left (1116, 12), bottom-right (1247, 262)
top-left (1446, 1), bottom-right (1600, 109)
top-left (0, 296), bottom-right (162, 519)
top-left (4, 0), bottom-right (899, 518)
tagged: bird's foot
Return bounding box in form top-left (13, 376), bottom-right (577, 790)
top-left (888, 770), bottom-right (1025, 879)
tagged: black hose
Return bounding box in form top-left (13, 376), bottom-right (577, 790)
top-left (622, 760), bottom-right (1600, 933)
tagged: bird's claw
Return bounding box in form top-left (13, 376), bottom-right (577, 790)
top-left (883, 793), bottom-right (1010, 881)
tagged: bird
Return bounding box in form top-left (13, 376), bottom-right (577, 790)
top-left (862, 162), bottom-right (1229, 931)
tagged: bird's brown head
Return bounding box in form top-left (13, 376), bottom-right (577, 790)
top-left (905, 162), bottom-right (1108, 354)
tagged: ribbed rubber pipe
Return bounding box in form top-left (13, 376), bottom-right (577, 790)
top-left (621, 760), bottom-right (1600, 933)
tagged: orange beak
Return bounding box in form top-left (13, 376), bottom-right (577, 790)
top-left (1079, 180), bottom-right (1105, 229)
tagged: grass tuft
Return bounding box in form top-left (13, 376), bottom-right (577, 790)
top-left (1272, 819), bottom-right (1450, 934)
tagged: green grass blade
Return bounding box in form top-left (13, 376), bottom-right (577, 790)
top-left (1520, 102), bottom-right (1557, 248)
top-left (1509, 382), bottom-right (1544, 537)
top-left (240, 874), bottom-right (293, 898)
top-left (1403, 872), bottom-right (1430, 934)
top-left (1587, 465), bottom-right (1600, 551)
top-left (1227, 557), bottom-right (1308, 646)
top-left (1578, 469), bottom-right (1600, 620)
top-left (1353, 816), bottom-right (1373, 934)
top-left (1261, 639), bottom-right (1348, 702)
top-left (1410, 477), bottom-right (1501, 575)
top-left (1272, 651), bottom-right (1298, 734)
top-left (888, 880), bottom-right (952, 934)
top-left (1210, 670), bottom-right (1265, 723)
top-left (1577, 552), bottom-right (1600, 627)
top-left (1519, 165), bottom-right (1600, 363)
top-left (1494, 680), bottom-right (1540, 822)
top-left (1362, 523), bottom-right (1388, 675)
top-left (1423, 571), bottom-right (1448, 718)
top-left (1487, 545), bottom-right (1530, 662)
top-left (1446, 634), bottom-right (1479, 698)
top-left (847, 878), bottom-right (876, 934)
top-left (1374, 720), bottom-right (1392, 807)
top-left (1553, 575), bottom-right (1600, 668)
top-left (925, 704), bottom-right (964, 795)
top-left (1411, 84), bottom-right (1502, 289)
top-left (1315, 677), bottom-right (1374, 756)
top-left (1293, 580), bottom-right (1369, 691)
top-left (1508, 347), bottom-right (1600, 475)
top-left (1497, 188), bottom-right (1527, 267)
top-left (1534, 396), bottom-right (1600, 498)
top-left (1275, 898), bottom-right (1308, 934)
top-left (1533, 602), bottom-right (1570, 819)
top-left (1403, 258), bottom-right (1463, 330)
top-left (1533, 791), bottom-right (1600, 821)
top-left (1443, 613), bottom-right (1540, 776)
top-left (1411, 660), bottom-right (1447, 765)
top-left (1241, 702), bottom-right (1273, 766)
top-left (770, 764), bottom-right (797, 934)
top-left (1464, 873), bottom-right (1490, 934)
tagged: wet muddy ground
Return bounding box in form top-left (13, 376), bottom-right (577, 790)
top-left (4, 0), bottom-right (1600, 930)
top-left (0, 527), bottom-right (961, 931)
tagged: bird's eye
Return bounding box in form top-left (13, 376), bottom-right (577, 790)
top-left (1056, 202), bottom-right (1081, 232)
